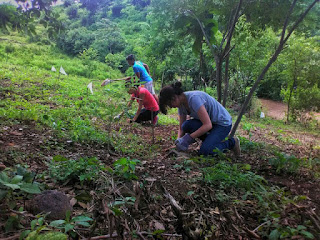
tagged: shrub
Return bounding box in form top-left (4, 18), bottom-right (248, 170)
top-left (48, 156), bottom-right (106, 183)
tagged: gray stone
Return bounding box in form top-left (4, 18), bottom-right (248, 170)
top-left (29, 190), bottom-right (72, 220)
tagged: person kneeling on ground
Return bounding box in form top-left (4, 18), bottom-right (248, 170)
top-left (159, 82), bottom-right (240, 156)
top-left (126, 80), bottom-right (159, 125)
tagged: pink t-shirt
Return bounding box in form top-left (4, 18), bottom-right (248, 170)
top-left (131, 87), bottom-right (159, 111)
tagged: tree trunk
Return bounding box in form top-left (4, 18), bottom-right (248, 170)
top-left (215, 55), bottom-right (222, 102)
top-left (222, 55), bottom-right (230, 107)
top-left (287, 58), bottom-right (297, 123)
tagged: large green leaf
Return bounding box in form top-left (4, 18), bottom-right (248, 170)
top-left (11, 175), bottom-right (23, 184)
top-left (20, 183), bottom-right (41, 194)
top-left (75, 221), bottom-right (91, 227)
top-left (0, 171), bottom-right (9, 183)
top-left (2, 183), bottom-right (20, 190)
top-left (269, 229), bottom-right (280, 240)
top-left (49, 220), bottom-right (66, 227)
top-left (0, 189), bottom-right (8, 200)
top-left (64, 223), bottom-right (74, 233)
top-left (72, 216), bottom-right (93, 223)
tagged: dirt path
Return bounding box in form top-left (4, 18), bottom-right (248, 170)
top-left (259, 98), bottom-right (287, 120)
top-left (260, 98), bottom-right (320, 122)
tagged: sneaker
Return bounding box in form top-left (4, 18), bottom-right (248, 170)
top-left (152, 115), bottom-right (158, 126)
top-left (232, 136), bottom-right (241, 156)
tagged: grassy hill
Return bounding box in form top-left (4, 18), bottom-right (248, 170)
top-left (1, 32), bottom-right (320, 239)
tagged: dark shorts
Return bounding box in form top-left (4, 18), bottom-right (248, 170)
top-left (135, 108), bottom-right (159, 123)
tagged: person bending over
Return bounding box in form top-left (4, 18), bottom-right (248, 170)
top-left (126, 80), bottom-right (159, 125)
top-left (159, 82), bottom-right (240, 156)
top-left (126, 54), bottom-right (159, 103)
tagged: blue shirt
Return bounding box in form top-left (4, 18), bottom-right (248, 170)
top-left (133, 61), bottom-right (152, 83)
top-left (178, 91), bottom-right (232, 126)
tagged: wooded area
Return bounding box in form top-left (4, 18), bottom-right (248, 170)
top-left (0, 0), bottom-right (319, 239)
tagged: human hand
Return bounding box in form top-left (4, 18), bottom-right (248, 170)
top-left (175, 134), bottom-right (195, 151)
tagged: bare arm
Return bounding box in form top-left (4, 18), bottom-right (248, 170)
top-left (143, 63), bottom-right (150, 74)
top-left (127, 99), bottom-right (133, 108)
top-left (178, 114), bottom-right (187, 138)
top-left (135, 72), bottom-right (141, 79)
top-left (132, 93), bottom-right (145, 122)
top-left (189, 105), bottom-right (212, 139)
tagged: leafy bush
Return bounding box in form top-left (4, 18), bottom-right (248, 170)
top-left (48, 156), bottom-right (106, 183)
top-left (49, 212), bottom-right (93, 238)
top-left (238, 136), bottom-right (263, 152)
top-left (269, 152), bottom-right (301, 174)
top-left (112, 157), bottom-right (140, 180)
top-left (0, 165), bottom-right (41, 203)
top-left (202, 162), bottom-right (266, 192)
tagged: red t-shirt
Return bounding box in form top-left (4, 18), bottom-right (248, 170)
top-left (131, 87), bottom-right (159, 111)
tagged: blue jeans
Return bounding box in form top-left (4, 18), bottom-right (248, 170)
top-left (182, 119), bottom-right (235, 156)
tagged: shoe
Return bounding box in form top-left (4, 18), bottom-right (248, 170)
top-left (232, 136), bottom-right (241, 156)
top-left (152, 115), bottom-right (158, 126)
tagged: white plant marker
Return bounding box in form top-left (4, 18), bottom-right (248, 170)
top-left (60, 66), bottom-right (67, 75)
top-left (51, 66), bottom-right (56, 72)
top-left (87, 82), bottom-right (93, 94)
top-left (260, 112), bottom-right (265, 118)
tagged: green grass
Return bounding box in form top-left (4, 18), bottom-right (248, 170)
top-left (0, 32), bottom-right (151, 155)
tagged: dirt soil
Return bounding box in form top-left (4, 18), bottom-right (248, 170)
top-left (1, 118), bottom-right (320, 239)
top-left (260, 98), bottom-right (288, 120)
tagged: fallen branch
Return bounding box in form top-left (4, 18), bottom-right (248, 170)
top-left (307, 212), bottom-right (320, 233)
top-left (244, 227), bottom-right (261, 239)
top-left (0, 234), bottom-right (21, 240)
top-left (88, 231), bottom-right (182, 239)
top-left (253, 221), bottom-right (270, 233)
top-left (162, 185), bottom-right (200, 240)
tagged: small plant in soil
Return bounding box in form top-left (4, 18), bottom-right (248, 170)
top-left (48, 155), bottom-right (106, 184)
top-left (269, 152), bottom-right (301, 174)
top-left (112, 157), bottom-right (140, 180)
top-left (0, 165), bottom-right (41, 207)
top-left (49, 211), bottom-right (93, 238)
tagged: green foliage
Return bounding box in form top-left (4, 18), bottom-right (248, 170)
top-left (242, 121), bottom-right (254, 140)
top-left (48, 156), bottom-right (106, 183)
top-left (112, 157), bottom-right (140, 180)
top-left (269, 224), bottom-right (314, 240)
top-left (173, 160), bottom-right (193, 173)
top-left (21, 211), bottom-right (89, 239)
top-left (49, 212), bottom-right (93, 238)
top-left (0, 165), bottom-right (41, 202)
top-left (25, 231), bottom-right (67, 240)
top-left (238, 136), bottom-right (263, 152)
top-left (202, 162), bottom-right (266, 192)
top-left (269, 152), bottom-right (302, 174)
top-left (280, 34), bottom-right (320, 116)
top-left (158, 114), bottom-right (179, 125)
top-left (79, 48), bottom-right (98, 78)
top-left (108, 196), bottom-right (136, 216)
top-left (105, 53), bottom-right (125, 70)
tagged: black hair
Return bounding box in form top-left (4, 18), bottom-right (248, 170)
top-left (125, 77), bottom-right (139, 89)
top-left (159, 81), bottom-right (184, 114)
top-left (126, 54), bottom-right (135, 61)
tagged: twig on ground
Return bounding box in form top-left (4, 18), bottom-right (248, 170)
top-left (307, 211), bottom-right (320, 232)
top-left (0, 234), bottom-right (21, 240)
top-left (253, 221), bottom-right (270, 232)
top-left (244, 227), bottom-right (261, 239)
top-left (88, 232), bottom-right (182, 239)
